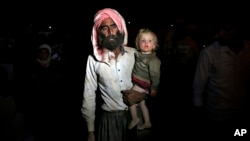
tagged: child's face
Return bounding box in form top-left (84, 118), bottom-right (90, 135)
top-left (139, 33), bottom-right (155, 53)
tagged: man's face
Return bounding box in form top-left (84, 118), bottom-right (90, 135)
top-left (98, 18), bottom-right (123, 51)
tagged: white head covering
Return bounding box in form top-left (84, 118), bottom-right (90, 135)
top-left (36, 44), bottom-right (52, 67)
top-left (38, 44), bottom-right (52, 54)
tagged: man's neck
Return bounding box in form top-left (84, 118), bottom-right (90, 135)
top-left (112, 47), bottom-right (121, 58)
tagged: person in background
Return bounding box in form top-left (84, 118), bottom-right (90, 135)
top-left (0, 65), bottom-right (26, 141)
top-left (192, 23), bottom-right (250, 137)
top-left (127, 28), bottom-right (161, 130)
top-left (25, 43), bottom-right (62, 141)
top-left (30, 43), bottom-right (62, 88)
top-left (81, 8), bottom-right (146, 141)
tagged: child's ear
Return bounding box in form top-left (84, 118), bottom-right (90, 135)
top-left (153, 46), bottom-right (156, 50)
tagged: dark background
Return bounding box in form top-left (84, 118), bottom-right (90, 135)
top-left (1, 1), bottom-right (250, 140)
top-left (1, 1), bottom-right (249, 33)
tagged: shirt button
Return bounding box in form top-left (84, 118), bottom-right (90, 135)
top-left (120, 80), bottom-right (123, 82)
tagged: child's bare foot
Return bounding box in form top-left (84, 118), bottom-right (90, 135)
top-left (138, 123), bottom-right (152, 130)
top-left (128, 118), bottom-right (140, 129)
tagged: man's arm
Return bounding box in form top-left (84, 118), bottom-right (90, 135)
top-left (193, 49), bottom-right (211, 107)
top-left (81, 55), bottom-right (98, 132)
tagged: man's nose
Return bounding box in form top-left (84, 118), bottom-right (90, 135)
top-left (108, 27), bottom-right (115, 35)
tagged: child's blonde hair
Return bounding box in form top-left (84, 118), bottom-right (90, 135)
top-left (135, 28), bottom-right (159, 51)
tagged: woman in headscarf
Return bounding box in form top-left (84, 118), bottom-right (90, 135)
top-left (26, 43), bottom-right (62, 140)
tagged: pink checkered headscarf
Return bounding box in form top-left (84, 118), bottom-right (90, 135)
top-left (91, 8), bottom-right (128, 62)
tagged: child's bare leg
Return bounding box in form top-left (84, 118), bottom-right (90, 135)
top-left (128, 104), bottom-right (140, 129)
top-left (138, 100), bottom-right (152, 130)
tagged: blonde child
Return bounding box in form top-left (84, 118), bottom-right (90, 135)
top-left (128, 28), bottom-right (161, 130)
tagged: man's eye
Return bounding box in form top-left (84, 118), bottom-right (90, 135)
top-left (102, 27), bottom-right (108, 31)
top-left (111, 24), bottom-right (117, 28)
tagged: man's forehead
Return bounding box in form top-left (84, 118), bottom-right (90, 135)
top-left (101, 17), bottom-right (115, 26)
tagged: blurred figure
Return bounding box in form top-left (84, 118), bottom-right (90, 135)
top-left (175, 30), bottom-right (199, 66)
top-left (193, 23), bottom-right (250, 137)
top-left (24, 43), bottom-right (62, 141)
top-left (0, 36), bottom-right (26, 141)
top-left (127, 28), bottom-right (161, 130)
top-left (0, 65), bottom-right (26, 141)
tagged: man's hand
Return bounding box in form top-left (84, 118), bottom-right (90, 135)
top-left (150, 89), bottom-right (157, 98)
top-left (88, 131), bottom-right (95, 141)
top-left (122, 89), bottom-right (146, 106)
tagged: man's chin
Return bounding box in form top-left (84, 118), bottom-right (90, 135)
top-left (108, 38), bottom-right (116, 42)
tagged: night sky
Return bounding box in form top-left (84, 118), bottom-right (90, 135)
top-left (1, 1), bottom-right (249, 34)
